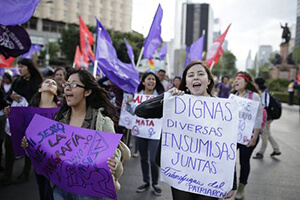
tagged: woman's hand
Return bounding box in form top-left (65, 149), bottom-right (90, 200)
top-left (221, 190), bottom-right (235, 199)
top-left (4, 106), bottom-right (10, 117)
top-left (247, 129), bottom-right (259, 147)
top-left (21, 136), bottom-right (29, 149)
top-left (167, 87), bottom-right (185, 96)
top-left (10, 92), bottom-right (22, 103)
top-left (107, 157), bottom-right (118, 175)
top-left (125, 97), bottom-right (134, 104)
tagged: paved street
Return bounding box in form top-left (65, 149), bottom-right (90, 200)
top-left (1, 103), bottom-right (299, 200)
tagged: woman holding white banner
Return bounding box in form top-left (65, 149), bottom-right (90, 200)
top-left (135, 61), bottom-right (236, 200)
top-left (132, 72), bottom-right (165, 195)
top-left (231, 72), bottom-right (263, 200)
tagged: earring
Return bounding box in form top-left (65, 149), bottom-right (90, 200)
top-left (186, 88), bottom-right (189, 92)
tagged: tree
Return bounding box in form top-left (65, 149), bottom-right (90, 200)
top-left (248, 65), bottom-right (270, 79)
top-left (211, 50), bottom-right (238, 77)
top-left (59, 24), bottom-right (144, 65)
top-left (107, 30), bottom-right (144, 64)
top-left (40, 41), bottom-right (61, 65)
top-left (59, 25), bottom-right (79, 64)
top-left (292, 46), bottom-right (300, 64)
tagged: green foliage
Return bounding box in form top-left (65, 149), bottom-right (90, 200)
top-left (248, 65), bottom-right (270, 80)
top-left (272, 91), bottom-right (299, 105)
top-left (59, 25), bottom-right (79, 64)
top-left (107, 30), bottom-right (144, 63)
top-left (58, 24), bottom-right (144, 65)
top-left (266, 78), bottom-right (290, 93)
top-left (211, 50), bottom-right (238, 77)
top-left (292, 46), bottom-right (300, 64)
top-left (39, 42), bottom-right (61, 65)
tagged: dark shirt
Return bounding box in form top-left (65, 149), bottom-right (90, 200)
top-left (218, 83), bottom-right (232, 98)
top-left (7, 76), bottom-right (40, 103)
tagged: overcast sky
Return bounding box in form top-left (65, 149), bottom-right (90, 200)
top-left (132, 0), bottom-right (297, 70)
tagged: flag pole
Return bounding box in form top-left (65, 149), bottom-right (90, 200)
top-left (136, 47), bottom-right (144, 69)
top-left (93, 60), bottom-right (98, 78)
top-left (210, 61), bottom-right (215, 71)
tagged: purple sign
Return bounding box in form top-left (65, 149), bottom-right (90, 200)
top-left (25, 114), bottom-right (122, 200)
top-left (0, 25), bottom-right (31, 58)
top-left (8, 107), bottom-right (59, 156)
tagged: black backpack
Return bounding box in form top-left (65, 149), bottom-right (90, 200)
top-left (265, 90), bottom-right (282, 120)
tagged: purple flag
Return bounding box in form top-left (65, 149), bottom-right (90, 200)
top-left (0, 0), bottom-right (41, 26)
top-left (11, 67), bottom-right (19, 76)
top-left (143, 4), bottom-right (163, 59)
top-left (189, 34), bottom-right (205, 61)
top-left (0, 68), bottom-right (4, 76)
top-left (21, 44), bottom-right (42, 59)
top-left (184, 46), bottom-right (190, 68)
top-left (8, 107), bottom-right (60, 156)
top-left (159, 43), bottom-right (167, 60)
top-left (25, 114), bottom-right (122, 200)
top-left (0, 25), bottom-right (31, 58)
top-left (124, 38), bottom-right (135, 64)
top-left (96, 19), bottom-right (140, 94)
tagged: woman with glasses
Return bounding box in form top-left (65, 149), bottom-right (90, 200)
top-left (53, 70), bottom-right (130, 199)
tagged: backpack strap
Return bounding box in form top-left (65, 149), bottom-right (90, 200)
top-left (249, 91), bottom-right (253, 99)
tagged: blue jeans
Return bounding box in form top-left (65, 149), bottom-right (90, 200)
top-left (53, 186), bottom-right (105, 200)
top-left (137, 137), bottom-right (160, 185)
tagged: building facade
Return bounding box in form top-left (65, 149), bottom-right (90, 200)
top-left (173, 0), bottom-right (214, 77)
top-left (184, 3), bottom-right (213, 51)
top-left (23, 0), bottom-right (132, 46)
top-left (257, 45), bottom-right (273, 67)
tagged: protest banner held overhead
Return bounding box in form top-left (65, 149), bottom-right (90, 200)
top-left (25, 114), bottom-right (122, 200)
top-left (119, 93), bottom-right (162, 140)
top-left (229, 94), bottom-right (259, 145)
top-left (8, 107), bottom-right (60, 156)
top-left (161, 93), bottom-right (239, 198)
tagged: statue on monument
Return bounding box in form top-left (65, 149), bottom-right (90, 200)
top-left (280, 23), bottom-right (291, 44)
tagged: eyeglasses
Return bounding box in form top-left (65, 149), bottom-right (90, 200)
top-left (61, 83), bottom-right (86, 89)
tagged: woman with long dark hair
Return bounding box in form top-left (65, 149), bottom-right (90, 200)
top-left (231, 71), bottom-right (263, 200)
top-left (135, 72), bottom-right (165, 196)
top-left (24, 78), bottom-right (60, 200)
top-left (52, 70), bottom-right (129, 199)
top-left (0, 58), bottom-right (43, 185)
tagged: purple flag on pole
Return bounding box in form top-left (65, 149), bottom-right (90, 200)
top-left (25, 114), bottom-right (121, 200)
top-left (0, 68), bottom-right (4, 76)
top-left (0, 0), bottom-right (41, 26)
top-left (21, 44), bottom-right (42, 59)
top-left (159, 43), bottom-right (167, 60)
top-left (0, 25), bottom-right (31, 58)
top-left (124, 39), bottom-right (135, 64)
top-left (143, 4), bottom-right (163, 59)
top-left (189, 34), bottom-right (205, 61)
top-left (96, 19), bottom-right (140, 94)
top-left (11, 67), bottom-right (20, 76)
top-left (184, 46), bottom-right (190, 68)
top-left (8, 107), bottom-right (60, 156)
